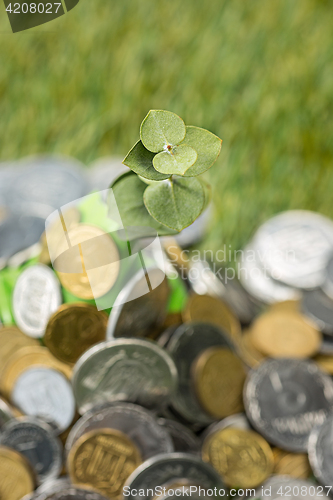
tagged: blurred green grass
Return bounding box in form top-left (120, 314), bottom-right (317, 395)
top-left (0, 0), bottom-right (333, 257)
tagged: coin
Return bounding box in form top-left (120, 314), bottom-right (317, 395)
top-left (156, 325), bottom-right (179, 348)
top-left (302, 289), bottom-right (333, 335)
top-left (0, 396), bottom-right (14, 429)
top-left (65, 402), bottom-right (173, 461)
top-left (308, 414), bottom-right (333, 488)
top-left (157, 418), bottom-right (200, 454)
top-left (270, 300), bottom-right (301, 312)
top-left (68, 428), bottom-right (142, 499)
top-left (0, 326), bottom-right (39, 379)
top-left (35, 477), bottom-right (71, 496)
top-left (272, 447), bottom-right (311, 479)
top-left (55, 224), bottom-right (120, 300)
top-left (124, 453), bottom-right (226, 500)
top-left (193, 347), bottom-right (246, 418)
top-left (0, 445), bottom-right (35, 500)
top-left (166, 322), bottom-right (233, 425)
top-left (201, 413), bottom-right (251, 445)
top-left (202, 427), bottom-right (273, 488)
top-left (35, 487), bottom-right (110, 500)
top-left (249, 476), bottom-right (326, 500)
top-left (237, 330), bottom-right (266, 368)
top-left (244, 358), bottom-right (333, 452)
top-left (44, 304), bottom-right (108, 364)
top-left (106, 268), bottom-right (169, 339)
top-left (13, 264), bottom-right (62, 338)
top-left (0, 417), bottom-right (62, 484)
top-left (323, 254), bottom-right (333, 300)
top-left (11, 367), bottom-right (75, 433)
top-left (72, 339), bottom-right (178, 414)
top-left (314, 354), bottom-right (333, 374)
top-left (249, 310), bottom-right (321, 358)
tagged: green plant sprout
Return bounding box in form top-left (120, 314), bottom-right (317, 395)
top-left (111, 110), bottom-right (222, 235)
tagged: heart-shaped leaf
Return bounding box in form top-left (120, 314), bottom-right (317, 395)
top-left (123, 140), bottom-right (169, 181)
top-left (153, 144), bottom-right (198, 175)
top-left (182, 126), bottom-right (222, 177)
top-left (140, 110), bottom-right (186, 153)
top-left (143, 176), bottom-right (205, 231)
top-left (111, 172), bottom-right (177, 236)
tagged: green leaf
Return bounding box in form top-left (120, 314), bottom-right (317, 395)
top-left (140, 110), bottom-right (186, 153)
top-left (110, 171), bottom-right (177, 236)
top-left (143, 176), bottom-right (205, 231)
top-left (182, 126), bottom-right (222, 177)
top-left (122, 140), bottom-right (169, 181)
top-left (153, 144), bottom-right (197, 175)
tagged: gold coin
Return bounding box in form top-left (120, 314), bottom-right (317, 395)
top-left (314, 354), bottom-right (333, 374)
top-left (68, 428), bottom-right (142, 499)
top-left (237, 329), bottom-right (266, 368)
top-left (183, 294), bottom-right (241, 341)
top-left (272, 447), bottom-right (311, 479)
top-left (249, 310), bottom-right (321, 358)
top-left (56, 224), bottom-right (120, 300)
top-left (0, 326), bottom-right (39, 379)
top-left (202, 427), bottom-right (273, 488)
top-left (0, 345), bottom-right (72, 399)
top-left (0, 446), bottom-right (35, 500)
top-left (269, 300), bottom-right (301, 312)
top-left (193, 347), bottom-right (246, 418)
top-left (44, 303), bottom-right (108, 364)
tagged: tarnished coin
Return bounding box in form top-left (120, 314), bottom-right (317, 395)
top-left (249, 476), bottom-right (327, 500)
top-left (34, 487), bottom-right (110, 500)
top-left (244, 358), bottom-right (333, 452)
top-left (72, 339), bottom-right (178, 414)
top-left (68, 428), bottom-right (142, 499)
top-left (44, 304), bottom-right (108, 364)
top-left (106, 269), bottom-right (169, 339)
top-left (302, 289), bottom-right (333, 335)
top-left (56, 224), bottom-right (120, 300)
top-left (0, 326), bottom-right (39, 379)
top-left (0, 445), bottom-right (35, 500)
top-left (166, 322), bottom-right (233, 425)
top-left (272, 447), bottom-right (311, 479)
top-left (323, 254), bottom-right (333, 300)
top-left (308, 414), bottom-right (333, 488)
top-left (202, 413), bottom-right (251, 445)
top-left (249, 310), bottom-right (321, 358)
top-left (157, 418), bottom-right (200, 454)
top-left (193, 346), bottom-right (246, 419)
top-left (66, 402), bottom-right (173, 460)
top-left (0, 396), bottom-right (14, 429)
top-left (0, 417), bottom-right (62, 484)
top-left (13, 264), bottom-right (62, 338)
top-left (202, 427), bottom-right (273, 488)
top-left (12, 367), bottom-right (75, 433)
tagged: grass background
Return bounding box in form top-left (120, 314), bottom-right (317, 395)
top-left (0, 0), bottom-right (333, 257)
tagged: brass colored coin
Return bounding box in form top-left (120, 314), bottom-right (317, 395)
top-left (314, 354), bottom-right (333, 375)
top-left (0, 446), bottom-right (35, 500)
top-left (269, 300), bottom-right (301, 312)
top-left (68, 428), bottom-right (142, 499)
top-left (0, 346), bottom-right (72, 399)
top-left (183, 294), bottom-right (241, 341)
top-left (193, 347), bottom-right (246, 418)
top-left (237, 329), bottom-right (266, 368)
top-left (272, 447), bottom-right (311, 479)
top-left (0, 326), bottom-right (39, 379)
top-left (44, 303), bottom-right (108, 364)
top-left (202, 427), bottom-right (273, 488)
top-left (249, 310), bottom-right (321, 358)
top-left (56, 224), bottom-right (120, 300)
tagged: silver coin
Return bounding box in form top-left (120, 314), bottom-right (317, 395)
top-left (66, 401), bottom-right (173, 460)
top-left (12, 264), bottom-right (62, 338)
top-left (248, 476), bottom-right (326, 500)
top-left (124, 453), bottom-right (226, 500)
top-left (201, 413), bottom-right (250, 445)
top-left (0, 417), bottom-right (62, 484)
top-left (157, 418), bottom-right (200, 454)
top-left (106, 268), bottom-right (170, 339)
top-left (36, 477), bottom-right (71, 496)
top-left (12, 367), bottom-right (75, 433)
top-left (251, 210), bottom-right (333, 289)
top-left (0, 396), bottom-right (14, 429)
top-left (302, 289), bottom-right (333, 335)
top-left (88, 157), bottom-right (129, 193)
top-left (308, 414), bottom-right (333, 488)
top-left (323, 255), bottom-right (333, 300)
top-left (5, 155), bottom-right (89, 218)
top-left (35, 487), bottom-right (110, 500)
top-left (166, 322), bottom-right (233, 425)
top-left (72, 338), bottom-right (178, 414)
top-left (244, 358), bottom-right (333, 452)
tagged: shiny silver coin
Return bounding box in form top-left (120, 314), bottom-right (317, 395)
top-left (157, 418), bottom-right (200, 454)
top-left (124, 453), bottom-right (226, 500)
top-left (0, 396), bottom-right (14, 429)
top-left (35, 487), bottom-right (110, 500)
top-left (35, 477), bottom-right (71, 496)
top-left (251, 210), bottom-right (333, 289)
top-left (248, 476), bottom-right (327, 500)
top-left (244, 358), bottom-right (333, 452)
top-left (72, 338), bottom-right (178, 414)
top-left (88, 157), bottom-right (129, 193)
top-left (65, 402), bottom-right (173, 460)
top-left (302, 289), bottom-right (333, 335)
top-left (0, 417), bottom-right (62, 484)
top-left (323, 255), bottom-right (333, 300)
top-left (239, 246), bottom-right (301, 304)
top-left (12, 367), bottom-right (75, 433)
top-left (201, 413), bottom-right (250, 445)
top-left (166, 322), bottom-right (233, 425)
top-left (308, 414), bottom-right (333, 488)
top-left (106, 268), bottom-right (169, 339)
top-left (12, 264), bottom-right (62, 338)
top-left (5, 155), bottom-right (89, 218)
